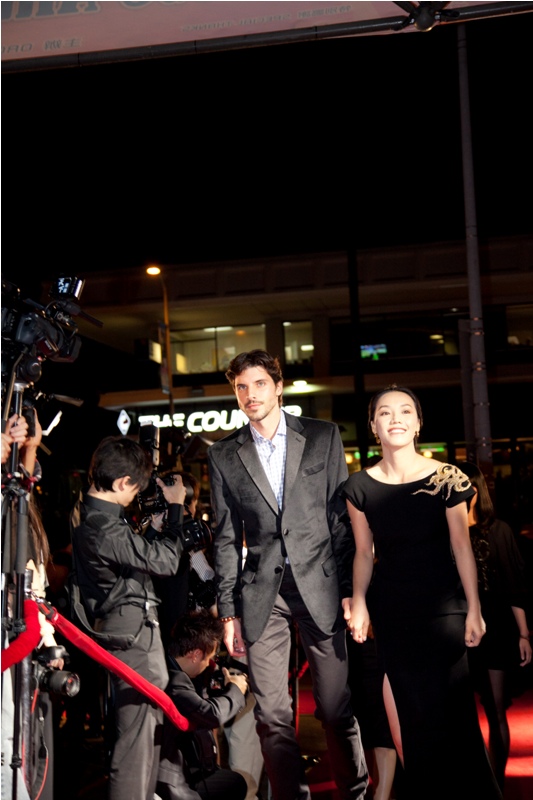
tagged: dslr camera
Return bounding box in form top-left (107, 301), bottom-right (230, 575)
top-left (138, 423), bottom-right (212, 554)
top-left (208, 652), bottom-right (248, 695)
top-left (33, 646), bottom-right (80, 698)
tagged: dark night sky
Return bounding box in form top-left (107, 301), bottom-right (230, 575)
top-left (2, 9), bottom-right (532, 300)
top-left (2, 8), bottom-right (532, 533)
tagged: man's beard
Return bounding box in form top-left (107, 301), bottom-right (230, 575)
top-left (244, 400), bottom-right (277, 423)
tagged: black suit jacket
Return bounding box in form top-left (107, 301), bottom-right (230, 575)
top-left (208, 411), bottom-right (353, 643)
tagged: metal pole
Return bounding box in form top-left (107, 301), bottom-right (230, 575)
top-left (457, 24), bottom-right (493, 483)
top-left (347, 248), bottom-right (369, 468)
top-left (160, 276), bottom-right (175, 422)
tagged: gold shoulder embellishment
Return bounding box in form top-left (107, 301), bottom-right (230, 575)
top-left (412, 464), bottom-right (471, 500)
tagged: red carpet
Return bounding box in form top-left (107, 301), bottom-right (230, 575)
top-left (477, 686), bottom-right (533, 800)
top-left (297, 682), bottom-right (533, 799)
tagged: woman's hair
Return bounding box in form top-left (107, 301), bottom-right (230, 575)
top-left (367, 384), bottom-right (424, 431)
top-left (456, 461), bottom-right (495, 529)
top-left (179, 471), bottom-right (200, 507)
top-left (28, 495), bottom-right (50, 567)
top-left (168, 609), bottom-right (224, 659)
top-left (88, 436), bottom-right (153, 493)
top-left (456, 460), bottom-right (494, 591)
top-left (225, 349), bottom-right (283, 406)
top-left (6, 494), bottom-right (51, 572)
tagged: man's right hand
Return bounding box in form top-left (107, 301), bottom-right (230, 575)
top-left (157, 474), bottom-right (187, 506)
top-left (223, 617), bottom-right (247, 658)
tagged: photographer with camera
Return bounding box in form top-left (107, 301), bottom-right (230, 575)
top-left (145, 471), bottom-right (216, 650)
top-left (145, 472), bottom-right (264, 800)
top-left (156, 609), bottom-right (248, 800)
top-left (70, 435), bottom-right (190, 800)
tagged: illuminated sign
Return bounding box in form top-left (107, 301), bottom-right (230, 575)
top-left (138, 405), bottom-right (303, 434)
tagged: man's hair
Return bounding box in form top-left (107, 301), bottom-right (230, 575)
top-left (88, 436), bottom-right (153, 493)
top-left (169, 609), bottom-right (224, 659)
top-left (225, 349), bottom-right (283, 406)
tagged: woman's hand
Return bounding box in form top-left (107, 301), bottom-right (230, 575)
top-left (464, 609), bottom-right (486, 647)
top-left (519, 636), bottom-right (532, 666)
top-left (5, 414), bottom-right (29, 446)
top-left (346, 596), bottom-right (370, 644)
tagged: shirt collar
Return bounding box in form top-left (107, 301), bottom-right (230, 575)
top-left (83, 492), bottom-right (124, 517)
top-left (250, 407), bottom-right (287, 444)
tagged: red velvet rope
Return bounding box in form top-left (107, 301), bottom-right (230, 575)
top-left (1, 598), bottom-right (42, 672)
top-left (32, 598), bottom-right (189, 731)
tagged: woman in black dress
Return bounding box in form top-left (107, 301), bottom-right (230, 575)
top-left (458, 460), bottom-right (532, 791)
top-left (343, 385), bottom-right (501, 800)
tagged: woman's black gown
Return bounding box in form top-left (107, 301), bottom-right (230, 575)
top-left (343, 463), bottom-right (502, 799)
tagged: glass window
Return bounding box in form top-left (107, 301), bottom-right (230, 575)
top-left (283, 321), bottom-right (313, 364)
top-left (506, 304), bottom-right (533, 347)
top-left (171, 325), bottom-right (265, 374)
top-left (216, 325), bottom-right (265, 372)
top-left (330, 313), bottom-right (460, 373)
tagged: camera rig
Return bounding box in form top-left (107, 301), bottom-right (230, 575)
top-left (1, 275), bottom-right (100, 800)
top-left (1, 276), bottom-right (102, 417)
top-left (137, 422), bottom-right (212, 554)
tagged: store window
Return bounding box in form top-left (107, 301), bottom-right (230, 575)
top-left (506, 304), bottom-right (533, 348)
top-left (283, 321), bottom-right (313, 364)
top-left (330, 313), bottom-right (460, 373)
top-left (172, 324), bottom-right (265, 374)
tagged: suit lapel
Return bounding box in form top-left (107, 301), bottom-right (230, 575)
top-left (237, 432), bottom-right (279, 514)
top-left (283, 415), bottom-right (306, 510)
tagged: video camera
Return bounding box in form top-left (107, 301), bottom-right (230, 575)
top-left (137, 422), bottom-right (212, 554)
top-left (1, 276), bottom-right (101, 411)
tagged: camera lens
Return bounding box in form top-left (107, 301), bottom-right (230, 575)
top-left (39, 669), bottom-right (81, 697)
top-left (180, 518), bottom-right (212, 553)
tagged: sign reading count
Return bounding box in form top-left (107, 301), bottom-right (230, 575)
top-left (138, 406), bottom-right (303, 434)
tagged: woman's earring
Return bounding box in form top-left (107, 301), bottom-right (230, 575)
top-left (375, 434), bottom-right (381, 444)
top-left (415, 430), bottom-right (420, 438)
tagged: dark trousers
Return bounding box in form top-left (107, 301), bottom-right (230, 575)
top-left (104, 607), bottom-right (169, 800)
top-left (246, 566), bottom-right (368, 800)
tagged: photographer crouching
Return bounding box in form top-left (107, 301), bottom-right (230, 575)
top-left (156, 609), bottom-right (248, 800)
top-left (70, 435), bottom-right (191, 800)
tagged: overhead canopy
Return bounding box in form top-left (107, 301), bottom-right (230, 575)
top-left (2, 0), bottom-right (532, 72)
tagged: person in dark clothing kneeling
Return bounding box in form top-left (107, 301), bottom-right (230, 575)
top-left (157, 609), bottom-right (248, 800)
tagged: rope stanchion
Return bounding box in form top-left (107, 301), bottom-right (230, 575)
top-left (32, 597), bottom-right (190, 732)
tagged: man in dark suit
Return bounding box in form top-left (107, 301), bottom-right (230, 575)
top-left (208, 350), bottom-right (368, 800)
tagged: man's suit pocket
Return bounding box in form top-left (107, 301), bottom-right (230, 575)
top-left (321, 553), bottom-right (338, 577)
top-left (301, 461), bottom-right (325, 477)
top-left (242, 564), bottom-right (257, 584)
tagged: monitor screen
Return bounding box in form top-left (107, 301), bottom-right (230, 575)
top-left (360, 343), bottom-right (387, 360)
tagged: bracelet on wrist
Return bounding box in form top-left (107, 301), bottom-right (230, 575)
top-left (220, 615), bottom-right (239, 623)
top-left (519, 634), bottom-right (530, 640)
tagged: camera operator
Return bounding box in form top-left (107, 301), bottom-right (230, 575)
top-left (146, 472), bottom-right (216, 650)
top-left (2, 410), bottom-right (68, 800)
top-left (156, 609), bottom-right (248, 800)
top-left (70, 435), bottom-right (189, 800)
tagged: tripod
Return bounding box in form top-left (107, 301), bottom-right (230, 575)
top-left (2, 379), bottom-right (37, 800)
